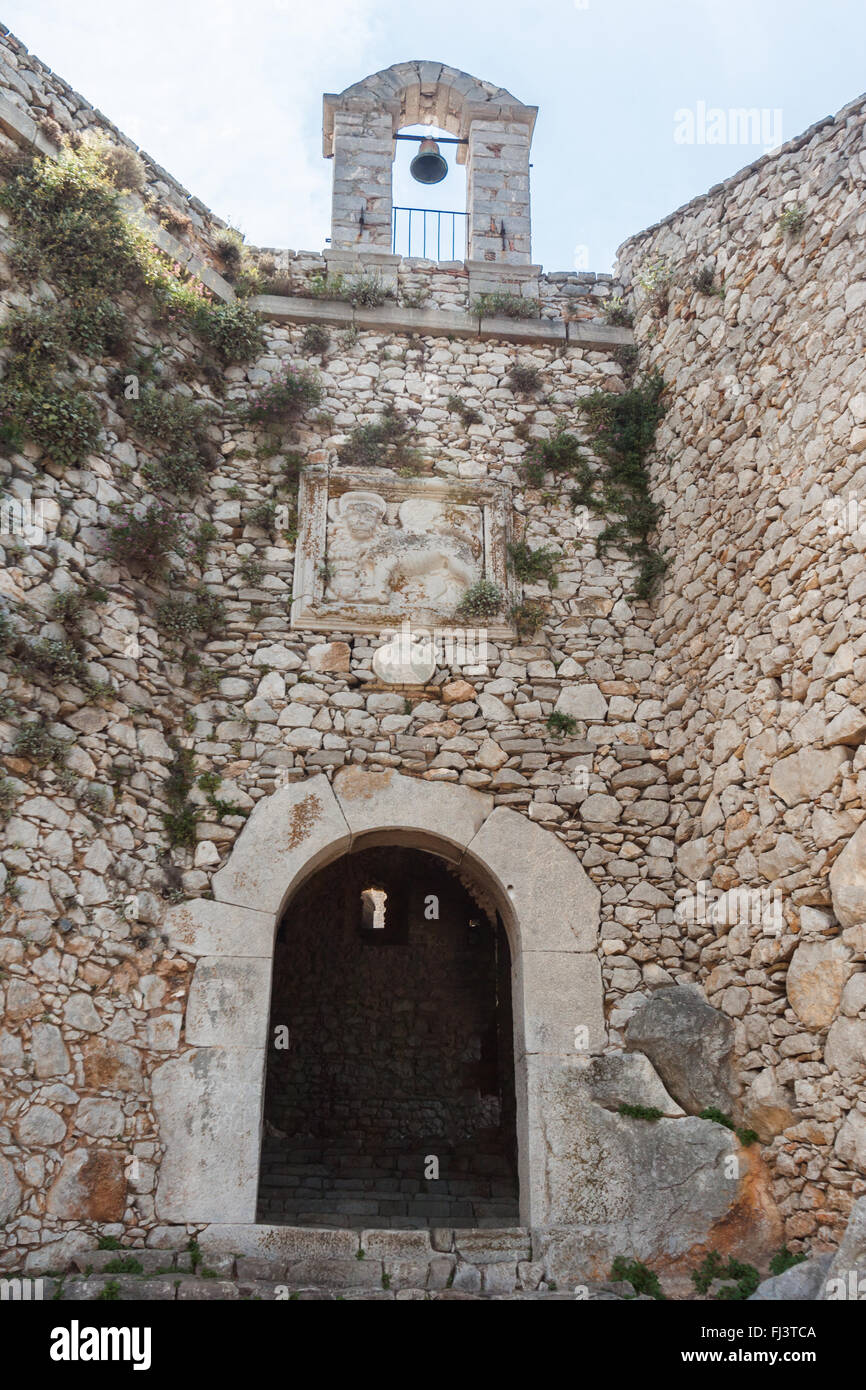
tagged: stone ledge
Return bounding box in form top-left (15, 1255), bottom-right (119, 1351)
top-left (249, 293), bottom-right (633, 348)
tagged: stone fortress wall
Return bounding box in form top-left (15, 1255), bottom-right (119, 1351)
top-left (616, 93), bottom-right (866, 1250)
top-left (0, 23), bottom-right (863, 1272)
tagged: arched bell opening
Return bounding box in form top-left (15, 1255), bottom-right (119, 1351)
top-left (392, 123), bottom-right (468, 260)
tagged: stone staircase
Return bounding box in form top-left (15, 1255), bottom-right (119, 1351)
top-left (32, 1227), bottom-right (639, 1301)
top-left (256, 1141), bottom-right (519, 1228)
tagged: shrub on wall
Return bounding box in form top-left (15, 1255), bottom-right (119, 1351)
top-left (104, 502), bottom-right (187, 575)
top-left (337, 404), bottom-right (421, 470)
top-left (471, 292), bottom-right (540, 320)
top-left (507, 362), bottom-right (543, 394)
top-left (0, 379), bottom-right (101, 467)
top-left (309, 272), bottom-right (395, 307)
top-left (521, 427), bottom-right (589, 488)
top-left (454, 579), bottom-right (503, 621)
top-left (508, 540), bottom-right (560, 588)
top-left (155, 590), bottom-right (224, 640)
top-left (245, 365), bottom-right (323, 428)
top-left (576, 372), bottom-right (667, 599)
top-left (126, 387), bottom-right (215, 495)
top-left (0, 144), bottom-right (262, 467)
top-left (300, 324), bottom-right (331, 356)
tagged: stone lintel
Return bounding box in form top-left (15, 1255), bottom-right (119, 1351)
top-left (249, 293), bottom-right (630, 349)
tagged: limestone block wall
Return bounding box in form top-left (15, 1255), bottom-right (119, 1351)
top-left (616, 91), bottom-right (866, 1248)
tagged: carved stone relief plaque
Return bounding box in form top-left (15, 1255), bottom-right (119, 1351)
top-left (291, 466), bottom-right (515, 638)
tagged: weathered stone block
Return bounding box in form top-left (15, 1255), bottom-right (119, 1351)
top-left (465, 806), bottom-right (600, 952)
top-left (152, 1048), bottom-right (264, 1223)
top-left (333, 765), bottom-right (491, 861)
top-left (165, 899), bottom-right (274, 959)
top-left (212, 773), bottom-right (350, 914)
top-left (185, 957), bottom-right (271, 1048)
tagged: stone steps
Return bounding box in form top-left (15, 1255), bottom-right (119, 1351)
top-left (23, 1227), bottom-right (641, 1300)
top-left (257, 1143), bottom-right (519, 1226)
top-left (44, 1273), bottom-right (633, 1301)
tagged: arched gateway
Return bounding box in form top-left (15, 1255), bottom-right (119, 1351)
top-left (154, 768), bottom-right (603, 1230)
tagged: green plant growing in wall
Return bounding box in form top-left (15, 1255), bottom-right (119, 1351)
top-left (575, 372), bottom-right (668, 600)
top-left (13, 722), bottom-right (67, 768)
top-left (300, 324), bottom-right (331, 356)
top-left (618, 1103), bottom-right (663, 1121)
top-left (471, 292), bottom-right (540, 320)
top-left (214, 226), bottom-right (245, 270)
top-left (698, 1107), bottom-right (759, 1147)
top-left (400, 286), bottom-right (430, 309)
top-left (244, 366), bottom-right (323, 430)
top-left (162, 740), bottom-right (198, 849)
top-left (603, 295), bottom-right (633, 327)
top-left (446, 393), bottom-right (482, 427)
top-left (337, 404), bottom-right (421, 471)
top-left (0, 777), bottom-right (18, 824)
top-left (637, 259), bottom-right (674, 316)
top-left (104, 502), bottom-right (187, 577)
top-left (0, 144), bottom-right (262, 469)
top-left (508, 598), bottom-right (547, 638)
top-left (155, 590), bottom-right (224, 641)
top-left (691, 1250), bottom-right (760, 1301)
top-left (0, 303), bottom-right (104, 466)
top-left (126, 387), bottom-right (215, 495)
top-left (240, 556), bottom-right (265, 586)
top-left (778, 205), bottom-right (806, 239)
top-left (309, 271), bottom-right (396, 307)
top-left (454, 579), bottom-right (503, 621)
top-left (521, 427), bottom-right (589, 488)
top-left (246, 499), bottom-right (277, 532)
top-left (103, 1256), bottom-right (143, 1275)
top-left (769, 1246), bottom-right (807, 1278)
top-left (508, 540), bottom-right (560, 588)
top-left (692, 263), bottom-right (719, 295)
top-left (545, 710), bottom-right (577, 738)
top-left (610, 1256), bottom-right (666, 1300)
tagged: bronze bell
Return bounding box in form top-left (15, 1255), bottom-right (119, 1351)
top-left (409, 137), bottom-right (448, 185)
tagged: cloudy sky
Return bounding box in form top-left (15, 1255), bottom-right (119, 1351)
top-left (4, 0), bottom-right (865, 273)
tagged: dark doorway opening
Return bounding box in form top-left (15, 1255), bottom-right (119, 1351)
top-left (256, 844), bottom-right (518, 1228)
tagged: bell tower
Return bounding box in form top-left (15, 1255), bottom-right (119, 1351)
top-left (322, 61), bottom-right (540, 301)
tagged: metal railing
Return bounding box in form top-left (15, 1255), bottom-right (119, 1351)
top-left (392, 206), bottom-right (468, 261)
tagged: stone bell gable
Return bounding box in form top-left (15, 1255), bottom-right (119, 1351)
top-left (323, 61), bottom-right (539, 298)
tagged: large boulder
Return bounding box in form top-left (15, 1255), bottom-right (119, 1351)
top-left (770, 747), bottom-right (846, 807)
top-left (749, 1254), bottom-right (833, 1300)
top-left (624, 985), bottom-right (738, 1114)
top-left (531, 1053), bottom-right (781, 1287)
top-left (834, 1109), bottom-right (866, 1168)
top-left (824, 1017), bottom-right (866, 1080)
